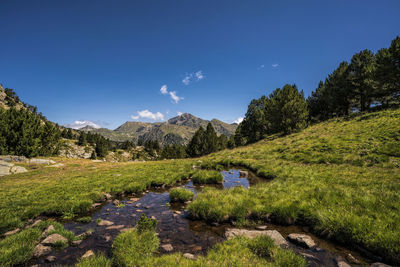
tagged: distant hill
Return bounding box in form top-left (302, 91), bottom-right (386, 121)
top-left (82, 113), bottom-right (237, 145)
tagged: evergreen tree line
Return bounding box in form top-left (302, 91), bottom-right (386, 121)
top-left (308, 36), bottom-right (400, 121)
top-left (186, 122), bottom-right (230, 157)
top-left (76, 131), bottom-right (113, 159)
top-left (0, 107), bottom-right (61, 157)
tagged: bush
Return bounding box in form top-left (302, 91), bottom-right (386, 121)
top-left (191, 170), bottom-right (223, 184)
top-left (169, 188), bottom-right (194, 203)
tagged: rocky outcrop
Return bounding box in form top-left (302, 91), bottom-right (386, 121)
top-left (225, 228), bottom-right (289, 248)
top-left (287, 233), bottom-right (316, 248)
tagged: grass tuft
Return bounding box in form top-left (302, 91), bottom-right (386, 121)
top-left (169, 188), bottom-right (194, 203)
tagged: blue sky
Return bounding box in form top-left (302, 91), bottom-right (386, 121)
top-left (1, 0), bottom-right (399, 129)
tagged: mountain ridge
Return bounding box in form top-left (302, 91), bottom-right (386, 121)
top-left (82, 113), bottom-right (237, 145)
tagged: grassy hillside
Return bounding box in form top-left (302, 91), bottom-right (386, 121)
top-left (189, 109), bottom-right (400, 263)
top-left (0, 108), bottom-right (398, 265)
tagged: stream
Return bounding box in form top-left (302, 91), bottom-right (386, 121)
top-left (32, 169), bottom-right (373, 266)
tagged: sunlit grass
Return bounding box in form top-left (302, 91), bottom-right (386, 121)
top-left (188, 109), bottom-right (400, 263)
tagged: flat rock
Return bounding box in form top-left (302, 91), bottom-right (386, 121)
top-left (41, 233), bottom-right (68, 245)
top-left (92, 203), bottom-right (102, 208)
top-left (98, 220), bottom-right (114, 226)
top-left (33, 244), bottom-right (52, 258)
top-left (82, 250), bottom-right (95, 259)
top-left (120, 227), bottom-right (135, 232)
top-left (28, 158), bottom-right (53, 165)
top-left (41, 225), bottom-right (55, 238)
top-left (72, 240), bottom-right (82, 246)
top-left (3, 228), bottom-right (20, 236)
top-left (161, 244), bottom-right (174, 252)
top-left (225, 228), bottom-right (288, 248)
top-left (287, 233), bottom-right (316, 248)
top-left (46, 163), bottom-right (64, 168)
top-left (256, 225), bottom-right (267, 230)
top-left (183, 253), bottom-right (196, 260)
top-left (10, 166), bottom-right (28, 174)
top-left (104, 193), bottom-right (112, 200)
top-left (106, 225), bottom-right (125, 230)
top-left (45, 255), bottom-right (56, 262)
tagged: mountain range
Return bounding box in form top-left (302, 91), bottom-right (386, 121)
top-left (81, 113), bottom-right (238, 145)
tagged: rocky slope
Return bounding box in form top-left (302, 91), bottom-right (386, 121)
top-left (83, 113), bottom-right (237, 145)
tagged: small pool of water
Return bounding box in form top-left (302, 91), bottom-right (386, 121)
top-left (31, 169), bottom-right (373, 266)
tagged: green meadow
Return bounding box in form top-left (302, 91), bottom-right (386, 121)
top-left (0, 108), bottom-right (399, 265)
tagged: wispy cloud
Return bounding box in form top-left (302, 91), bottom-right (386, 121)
top-left (182, 70), bottom-right (205, 85)
top-left (233, 117), bottom-right (244, 124)
top-left (65, 120), bottom-right (101, 129)
top-left (160, 85), bottom-right (168, 94)
top-left (272, 64), bottom-right (279, 68)
top-left (131, 110), bottom-right (165, 121)
top-left (159, 85), bottom-right (183, 103)
top-left (169, 91), bottom-right (183, 103)
top-left (257, 64), bottom-right (265, 70)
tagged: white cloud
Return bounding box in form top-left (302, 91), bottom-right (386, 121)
top-left (182, 70), bottom-right (205, 85)
top-left (160, 85), bottom-right (168, 95)
top-left (65, 120), bottom-right (101, 129)
top-left (257, 64), bottom-right (265, 70)
top-left (177, 111), bottom-right (183, 116)
top-left (195, 71), bottom-right (204, 80)
top-left (131, 110), bottom-right (165, 121)
top-left (233, 117), bottom-right (244, 124)
top-left (182, 76), bottom-right (191, 85)
top-left (272, 64), bottom-right (279, 68)
top-left (159, 84), bottom-right (184, 103)
top-left (169, 91), bottom-right (183, 103)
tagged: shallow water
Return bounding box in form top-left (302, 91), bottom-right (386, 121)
top-left (31, 169), bottom-right (373, 266)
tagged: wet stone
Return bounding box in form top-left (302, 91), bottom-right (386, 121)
top-left (33, 244), bottom-right (52, 258)
top-left (82, 250), bottom-right (95, 259)
top-left (161, 244), bottom-right (174, 252)
top-left (41, 234), bottom-right (68, 246)
top-left (45, 256), bottom-right (56, 262)
top-left (106, 225), bottom-right (125, 230)
top-left (287, 233), bottom-right (316, 248)
top-left (98, 220), bottom-right (114, 226)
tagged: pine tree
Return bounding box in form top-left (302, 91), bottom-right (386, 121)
top-left (187, 126), bottom-right (205, 157)
top-left (204, 123), bottom-right (218, 154)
